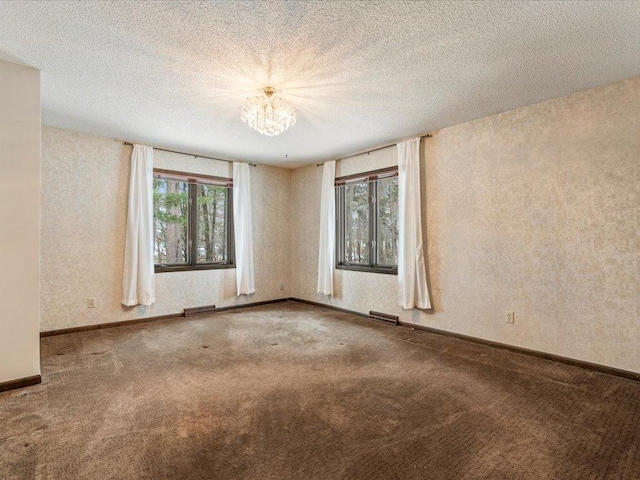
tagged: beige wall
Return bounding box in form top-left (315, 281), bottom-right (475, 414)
top-left (291, 76), bottom-right (640, 373)
top-left (41, 127), bottom-right (292, 332)
top-left (0, 61), bottom-right (41, 382)
top-left (40, 75), bottom-right (639, 373)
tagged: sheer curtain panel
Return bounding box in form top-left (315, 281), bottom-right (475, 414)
top-left (397, 138), bottom-right (431, 309)
top-left (233, 162), bottom-right (256, 295)
top-left (317, 160), bottom-right (336, 295)
top-left (122, 144), bottom-right (155, 306)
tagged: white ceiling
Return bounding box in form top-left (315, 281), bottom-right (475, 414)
top-left (1, 1), bottom-right (640, 168)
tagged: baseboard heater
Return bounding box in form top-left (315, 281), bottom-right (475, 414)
top-left (184, 304), bottom-right (217, 317)
top-left (369, 311), bottom-right (399, 326)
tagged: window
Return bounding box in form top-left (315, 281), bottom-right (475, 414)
top-left (153, 169), bottom-right (234, 271)
top-left (336, 167), bottom-right (398, 274)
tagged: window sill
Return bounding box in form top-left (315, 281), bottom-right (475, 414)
top-left (155, 264), bottom-right (235, 273)
top-left (336, 264), bottom-right (398, 275)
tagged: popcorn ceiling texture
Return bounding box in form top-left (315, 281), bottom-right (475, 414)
top-left (40, 127), bottom-right (292, 332)
top-left (291, 76), bottom-right (640, 373)
top-left (1, 1), bottom-right (640, 167)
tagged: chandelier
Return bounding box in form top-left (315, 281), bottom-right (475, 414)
top-left (241, 87), bottom-right (296, 137)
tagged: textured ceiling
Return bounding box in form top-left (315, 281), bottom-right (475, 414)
top-left (1, 1), bottom-right (640, 168)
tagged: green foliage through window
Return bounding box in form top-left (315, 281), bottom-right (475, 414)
top-left (344, 182), bottom-right (370, 264)
top-left (197, 184), bottom-right (229, 263)
top-left (153, 173), bottom-right (233, 270)
top-left (336, 171), bottom-right (398, 272)
top-left (154, 179), bottom-right (188, 265)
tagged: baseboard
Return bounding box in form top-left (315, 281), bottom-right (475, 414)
top-left (287, 297), bottom-right (369, 318)
top-left (398, 321), bottom-right (640, 382)
top-left (38, 297), bottom-right (639, 382)
top-left (214, 298), bottom-right (290, 313)
top-left (0, 375), bottom-right (41, 393)
top-left (40, 313), bottom-right (184, 337)
top-left (40, 298), bottom-right (292, 337)
top-left (288, 298), bottom-right (640, 382)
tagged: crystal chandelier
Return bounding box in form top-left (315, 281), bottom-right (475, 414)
top-left (241, 87), bottom-right (296, 137)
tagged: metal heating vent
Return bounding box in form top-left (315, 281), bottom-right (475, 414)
top-left (369, 311), bottom-right (399, 326)
top-left (184, 304), bottom-right (217, 317)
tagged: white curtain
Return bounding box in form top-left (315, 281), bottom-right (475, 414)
top-left (397, 138), bottom-right (431, 309)
top-left (122, 145), bottom-right (155, 306)
top-left (233, 162), bottom-right (256, 295)
top-left (317, 160), bottom-right (336, 295)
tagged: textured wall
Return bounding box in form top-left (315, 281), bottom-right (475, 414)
top-left (291, 76), bottom-right (640, 373)
top-left (0, 60), bottom-right (41, 382)
top-left (41, 127), bottom-right (291, 332)
top-left (41, 75), bottom-right (640, 372)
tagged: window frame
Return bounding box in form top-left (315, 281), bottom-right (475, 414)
top-left (153, 168), bottom-right (235, 273)
top-left (335, 166), bottom-right (398, 276)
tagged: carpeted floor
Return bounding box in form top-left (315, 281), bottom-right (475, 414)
top-left (1, 302), bottom-right (639, 479)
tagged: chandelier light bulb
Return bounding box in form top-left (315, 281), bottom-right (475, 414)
top-left (241, 87), bottom-right (296, 137)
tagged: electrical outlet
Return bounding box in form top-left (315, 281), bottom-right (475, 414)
top-left (506, 311), bottom-right (515, 324)
top-left (278, 282), bottom-right (285, 291)
top-left (87, 298), bottom-right (96, 309)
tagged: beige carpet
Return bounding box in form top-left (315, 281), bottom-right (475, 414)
top-left (1, 302), bottom-right (639, 479)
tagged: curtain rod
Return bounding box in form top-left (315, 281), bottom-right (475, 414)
top-left (123, 142), bottom-right (257, 167)
top-left (316, 133), bottom-right (432, 167)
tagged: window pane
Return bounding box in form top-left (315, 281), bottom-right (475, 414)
top-left (197, 184), bottom-right (228, 263)
top-left (344, 182), bottom-right (370, 264)
top-left (154, 179), bottom-right (189, 264)
top-left (376, 177), bottom-right (399, 266)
